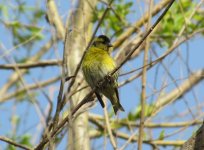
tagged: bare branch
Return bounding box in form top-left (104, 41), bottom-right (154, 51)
top-left (152, 70), bottom-right (204, 116)
top-left (0, 60), bottom-right (62, 70)
top-left (0, 76), bottom-right (60, 103)
top-left (89, 129), bottom-right (185, 147)
top-left (46, 0), bottom-right (65, 40)
top-left (0, 39), bottom-right (54, 96)
top-left (0, 136), bottom-right (32, 150)
top-left (89, 114), bottom-right (203, 128)
top-left (104, 101), bottom-right (117, 149)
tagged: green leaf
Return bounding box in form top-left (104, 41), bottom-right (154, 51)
top-left (128, 111), bottom-right (137, 121)
top-left (8, 21), bottom-right (21, 28)
top-left (34, 10), bottom-right (45, 19)
top-left (27, 26), bottom-right (41, 33)
top-left (19, 134), bottom-right (32, 146)
top-left (158, 130), bottom-right (165, 140)
top-left (128, 103), bottom-right (155, 121)
top-left (0, 5), bottom-right (8, 19)
top-left (111, 121), bottom-right (122, 129)
top-left (28, 26), bottom-right (44, 40)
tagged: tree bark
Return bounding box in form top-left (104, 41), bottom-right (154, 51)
top-left (65, 0), bottom-right (97, 150)
top-left (181, 122), bottom-right (204, 150)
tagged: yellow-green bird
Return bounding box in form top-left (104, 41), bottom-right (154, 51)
top-left (82, 35), bottom-right (124, 114)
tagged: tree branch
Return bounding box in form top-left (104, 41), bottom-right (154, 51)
top-left (152, 69), bottom-right (204, 117)
top-left (0, 76), bottom-right (60, 103)
top-left (47, 0), bottom-right (65, 40)
top-left (89, 114), bottom-right (203, 128)
top-left (0, 136), bottom-right (32, 150)
top-left (0, 60), bottom-right (62, 70)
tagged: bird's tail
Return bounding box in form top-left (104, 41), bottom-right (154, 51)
top-left (113, 102), bottom-right (125, 115)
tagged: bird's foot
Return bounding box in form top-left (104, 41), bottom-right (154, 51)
top-left (97, 80), bottom-right (104, 89)
top-left (105, 74), bottom-right (114, 84)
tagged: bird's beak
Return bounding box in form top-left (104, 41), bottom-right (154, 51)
top-left (108, 43), bottom-right (113, 47)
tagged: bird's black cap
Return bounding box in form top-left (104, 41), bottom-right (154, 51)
top-left (98, 35), bottom-right (112, 47)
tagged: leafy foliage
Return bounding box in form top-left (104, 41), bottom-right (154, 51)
top-left (93, 0), bottom-right (133, 37)
top-left (0, 2), bottom-right (45, 47)
top-left (128, 104), bottom-right (154, 120)
top-left (153, 0), bottom-right (204, 47)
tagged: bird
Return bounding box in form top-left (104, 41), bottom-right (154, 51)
top-left (82, 34), bottom-right (124, 114)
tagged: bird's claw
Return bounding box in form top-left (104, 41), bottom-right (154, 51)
top-left (97, 74), bottom-right (114, 89)
top-left (97, 81), bottom-right (104, 89)
top-left (105, 74), bottom-right (114, 84)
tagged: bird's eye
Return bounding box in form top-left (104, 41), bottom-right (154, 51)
top-left (93, 42), bottom-right (97, 46)
top-left (102, 41), bottom-right (106, 44)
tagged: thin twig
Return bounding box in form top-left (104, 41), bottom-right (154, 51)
top-left (0, 60), bottom-right (62, 70)
top-left (0, 136), bottom-right (32, 150)
top-left (0, 76), bottom-right (60, 103)
top-left (104, 101), bottom-right (117, 149)
top-left (138, 0), bottom-right (153, 148)
top-left (151, 70), bottom-right (204, 117)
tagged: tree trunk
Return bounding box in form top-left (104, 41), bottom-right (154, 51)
top-left (65, 0), bottom-right (97, 150)
top-left (181, 122), bottom-right (204, 150)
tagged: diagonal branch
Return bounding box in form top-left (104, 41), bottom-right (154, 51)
top-left (0, 76), bottom-right (60, 103)
top-left (152, 70), bottom-right (204, 117)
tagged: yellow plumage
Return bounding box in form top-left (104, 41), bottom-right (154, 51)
top-left (82, 35), bottom-right (124, 114)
